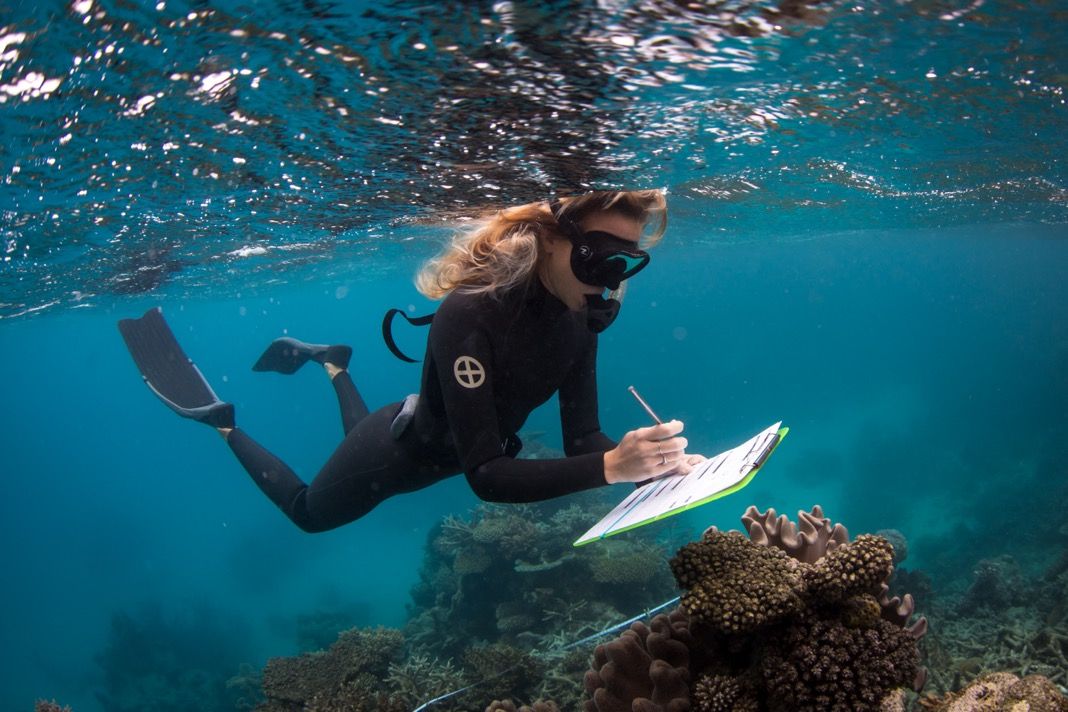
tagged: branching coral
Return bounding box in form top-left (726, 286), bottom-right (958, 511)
top-left (385, 654), bottom-right (465, 710)
top-left (259, 627), bottom-right (404, 710)
top-left (588, 540), bottom-right (668, 586)
top-left (472, 508), bottom-right (542, 560)
top-left (464, 643), bottom-right (546, 701)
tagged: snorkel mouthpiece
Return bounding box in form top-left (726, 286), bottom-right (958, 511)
top-left (585, 293), bottom-right (621, 334)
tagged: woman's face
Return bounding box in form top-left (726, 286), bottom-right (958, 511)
top-left (540, 210), bottom-right (644, 311)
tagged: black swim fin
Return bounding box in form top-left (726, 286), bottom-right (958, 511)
top-left (252, 337), bottom-right (351, 374)
top-left (117, 307), bottom-right (235, 428)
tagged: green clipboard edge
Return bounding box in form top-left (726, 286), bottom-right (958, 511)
top-left (574, 426), bottom-right (789, 547)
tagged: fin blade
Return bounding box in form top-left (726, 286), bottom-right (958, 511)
top-left (118, 307), bottom-right (218, 410)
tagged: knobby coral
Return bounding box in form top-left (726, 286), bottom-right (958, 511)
top-left (584, 506), bottom-right (928, 712)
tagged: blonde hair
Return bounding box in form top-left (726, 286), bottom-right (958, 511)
top-left (416, 190), bottom-right (668, 300)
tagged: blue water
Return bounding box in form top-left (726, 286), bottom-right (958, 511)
top-left (2, 0), bottom-right (1067, 710)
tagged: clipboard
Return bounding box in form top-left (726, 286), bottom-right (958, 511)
top-left (574, 422), bottom-right (788, 546)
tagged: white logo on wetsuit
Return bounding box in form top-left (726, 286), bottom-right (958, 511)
top-left (453, 355), bottom-right (486, 388)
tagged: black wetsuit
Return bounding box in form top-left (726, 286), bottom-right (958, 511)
top-left (226, 277), bottom-right (616, 532)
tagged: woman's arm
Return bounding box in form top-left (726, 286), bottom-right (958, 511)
top-left (558, 333), bottom-right (617, 456)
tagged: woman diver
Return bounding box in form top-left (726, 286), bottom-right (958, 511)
top-left (118, 190), bottom-right (705, 532)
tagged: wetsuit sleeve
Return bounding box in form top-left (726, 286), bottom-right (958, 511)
top-left (559, 335), bottom-right (617, 456)
top-left (429, 298), bottom-right (608, 503)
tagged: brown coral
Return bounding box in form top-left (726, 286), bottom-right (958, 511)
top-left (759, 609), bottom-right (921, 712)
top-left (918, 671), bottom-right (1068, 711)
top-left (35, 702), bottom-right (73, 712)
top-left (260, 627), bottom-right (404, 709)
top-left (840, 594), bottom-right (884, 629)
top-left (472, 512), bottom-right (541, 559)
top-left (583, 611), bottom-right (694, 712)
top-left (589, 540), bottom-right (665, 586)
top-left (801, 534), bottom-right (895, 604)
top-left (486, 700), bottom-right (561, 712)
top-left (741, 505), bottom-right (849, 564)
top-left (691, 673), bottom-right (759, 712)
top-left (670, 530), bottom-right (804, 634)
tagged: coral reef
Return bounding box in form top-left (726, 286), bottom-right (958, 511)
top-left (254, 464), bottom-right (655, 711)
top-left (584, 506), bottom-right (927, 712)
top-left (35, 701), bottom-right (73, 712)
top-left (912, 549), bottom-right (1068, 696)
top-left (918, 672), bottom-right (1068, 711)
top-left (486, 700), bottom-right (561, 712)
top-left (257, 627), bottom-right (408, 711)
top-left (406, 484), bottom-right (676, 664)
top-left (233, 500), bottom-right (1068, 712)
top-left (961, 555), bottom-right (1025, 613)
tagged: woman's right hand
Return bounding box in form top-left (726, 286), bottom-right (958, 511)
top-left (603, 420), bottom-right (690, 484)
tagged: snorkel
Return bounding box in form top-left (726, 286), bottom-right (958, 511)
top-left (585, 285), bottom-right (625, 334)
top-left (549, 199), bottom-right (650, 333)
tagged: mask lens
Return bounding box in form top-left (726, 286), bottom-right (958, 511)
top-left (608, 253), bottom-right (649, 278)
top-left (590, 252), bottom-right (649, 288)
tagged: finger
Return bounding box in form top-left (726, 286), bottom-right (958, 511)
top-left (635, 419), bottom-right (684, 441)
top-left (650, 436), bottom-right (688, 455)
top-left (659, 457), bottom-right (692, 477)
top-left (646, 443), bottom-right (683, 469)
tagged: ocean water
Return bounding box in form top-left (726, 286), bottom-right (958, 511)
top-left (2, 0), bottom-right (1066, 710)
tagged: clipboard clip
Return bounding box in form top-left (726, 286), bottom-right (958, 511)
top-left (739, 431), bottom-right (780, 475)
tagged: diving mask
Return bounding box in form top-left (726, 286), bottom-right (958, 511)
top-left (549, 200), bottom-right (651, 290)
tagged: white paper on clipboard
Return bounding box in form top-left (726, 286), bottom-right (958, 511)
top-left (574, 421), bottom-right (784, 546)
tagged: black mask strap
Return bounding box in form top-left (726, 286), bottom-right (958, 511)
top-left (382, 308), bottom-right (435, 362)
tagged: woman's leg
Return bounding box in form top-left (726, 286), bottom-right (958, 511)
top-left (223, 402), bottom-right (456, 532)
top-left (324, 363), bottom-right (368, 436)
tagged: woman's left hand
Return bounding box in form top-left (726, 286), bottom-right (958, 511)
top-left (663, 453), bottom-right (708, 477)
